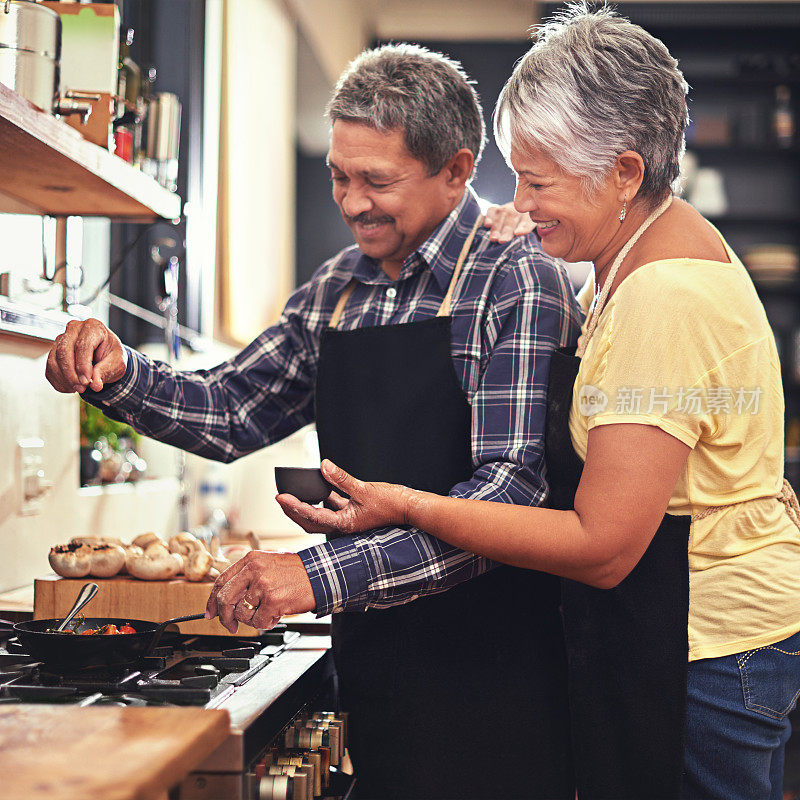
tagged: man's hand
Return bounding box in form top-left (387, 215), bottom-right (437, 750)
top-left (46, 319), bottom-right (126, 394)
top-left (205, 550), bottom-right (316, 634)
top-left (483, 202), bottom-right (536, 243)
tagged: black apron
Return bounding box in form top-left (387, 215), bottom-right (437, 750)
top-left (315, 217), bottom-right (573, 800)
top-left (545, 347), bottom-right (689, 794)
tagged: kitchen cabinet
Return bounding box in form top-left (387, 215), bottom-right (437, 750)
top-left (0, 81), bottom-right (180, 219)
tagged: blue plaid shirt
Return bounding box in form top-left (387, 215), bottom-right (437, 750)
top-left (86, 188), bottom-right (582, 615)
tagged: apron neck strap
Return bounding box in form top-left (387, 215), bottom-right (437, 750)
top-left (576, 195), bottom-right (672, 359)
top-left (329, 280), bottom-right (357, 329)
top-left (328, 214), bottom-right (484, 329)
top-left (436, 215), bottom-right (484, 318)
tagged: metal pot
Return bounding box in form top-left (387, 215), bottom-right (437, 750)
top-left (0, 0), bottom-right (94, 118)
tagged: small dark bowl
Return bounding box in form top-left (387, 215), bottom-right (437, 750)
top-left (275, 467), bottom-right (334, 505)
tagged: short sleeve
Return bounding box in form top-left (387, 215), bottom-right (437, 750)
top-left (577, 263), bottom-right (741, 449)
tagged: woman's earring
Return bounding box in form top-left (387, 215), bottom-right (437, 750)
top-left (618, 199), bottom-right (627, 223)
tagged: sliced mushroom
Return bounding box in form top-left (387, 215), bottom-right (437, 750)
top-left (126, 542), bottom-right (183, 580)
top-left (49, 543), bottom-right (94, 578)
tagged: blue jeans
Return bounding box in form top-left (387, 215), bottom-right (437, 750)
top-left (682, 628), bottom-right (800, 800)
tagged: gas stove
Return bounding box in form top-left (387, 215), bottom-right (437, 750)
top-left (0, 627), bottom-right (297, 708)
top-left (0, 622), bottom-right (342, 798)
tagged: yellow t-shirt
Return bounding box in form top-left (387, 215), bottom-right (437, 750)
top-left (568, 238), bottom-right (800, 661)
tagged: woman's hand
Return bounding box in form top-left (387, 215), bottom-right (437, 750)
top-left (275, 460), bottom-right (416, 536)
top-left (483, 202), bottom-right (535, 243)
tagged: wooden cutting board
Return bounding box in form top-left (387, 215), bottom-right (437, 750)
top-left (34, 573), bottom-right (252, 637)
top-left (0, 706), bottom-right (229, 800)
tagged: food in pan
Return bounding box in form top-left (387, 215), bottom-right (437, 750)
top-left (46, 619), bottom-right (137, 635)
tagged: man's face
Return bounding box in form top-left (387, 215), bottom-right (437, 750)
top-left (327, 120), bottom-right (456, 276)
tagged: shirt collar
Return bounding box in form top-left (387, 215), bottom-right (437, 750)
top-left (350, 186), bottom-right (482, 289)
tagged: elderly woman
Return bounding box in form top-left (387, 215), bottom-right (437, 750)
top-left (275, 6), bottom-right (800, 800)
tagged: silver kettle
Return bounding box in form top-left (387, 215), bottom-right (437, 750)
top-left (0, 0), bottom-right (96, 120)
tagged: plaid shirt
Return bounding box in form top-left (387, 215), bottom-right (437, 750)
top-left (86, 188), bottom-right (582, 615)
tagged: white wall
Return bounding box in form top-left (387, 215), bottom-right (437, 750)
top-left (217, 0), bottom-right (296, 344)
top-left (0, 334), bottom-right (180, 592)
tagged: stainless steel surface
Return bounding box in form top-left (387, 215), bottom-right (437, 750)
top-left (55, 581), bottom-right (99, 632)
top-left (145, 91), bottom-right (181, 190)
top-left (0, 0), bottom-right (59, 112)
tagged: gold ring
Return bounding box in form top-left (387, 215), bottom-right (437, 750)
top-left (240, 598), bottom-right (257, 611)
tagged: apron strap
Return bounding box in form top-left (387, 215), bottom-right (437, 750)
top-left (690, 478), bottom-right (800, 532)
top-left (436, 215), bottom-right (484, 318)
top-left (328, 215), bottom-right (484, 330)
top-left (328, 280), bottom-right (357, 329)
top-left (577, 195), bottom-right (672, 358)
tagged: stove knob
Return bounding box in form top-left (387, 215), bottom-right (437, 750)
top-left (288, 749), bottom-right (322, 796)
top-left (258, 774), bottom-right (292, 800)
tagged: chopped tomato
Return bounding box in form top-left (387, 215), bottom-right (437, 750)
top-left (118, 624), bottom-right (136, 634)
top-left (79, 629), bottom-right (96, 635)
top-left (100, 624), bottom-right (119, 635)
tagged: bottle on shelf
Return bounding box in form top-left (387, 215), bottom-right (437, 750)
top-left (773, 85), bottom-right (795, 148)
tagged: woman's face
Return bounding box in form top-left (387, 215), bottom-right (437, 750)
top-left (509, 142), bottom-right (621, 265)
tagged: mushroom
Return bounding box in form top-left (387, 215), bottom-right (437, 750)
top-left (132, 532), bottom-right (165, 550)
top-left (49, 543), bottom-right (94, 578)
top-left (168, 532), bottom-right (213, 581)
top-left (126, 542), bottom-right (183, 580)
top-left (70, 535), bottom-right (125, 547)
top-left (71, 537), bottom-right (134, 574)
top-left (87, 544), bottom-right (127, 577)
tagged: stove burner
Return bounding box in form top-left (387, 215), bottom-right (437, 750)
top-left (0, 625), bottom-right (294, 708)
top-left (86, 694), bottom-right (149, 707)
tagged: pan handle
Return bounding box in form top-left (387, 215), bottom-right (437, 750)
top-left (147, 612), bottom-right (208, 655)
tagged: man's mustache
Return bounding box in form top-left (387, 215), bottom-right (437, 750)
top-left (345, 213), bottom-right (394, 226)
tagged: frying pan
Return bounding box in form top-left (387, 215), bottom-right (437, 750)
top-left (13, 613), bottom-right (206, 671)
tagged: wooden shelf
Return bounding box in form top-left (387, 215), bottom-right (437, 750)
top-left (0, 82), bottom-right (181, 219)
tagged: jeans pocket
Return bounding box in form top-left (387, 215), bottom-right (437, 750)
top-left (737, 634), bottom-right (800, 720)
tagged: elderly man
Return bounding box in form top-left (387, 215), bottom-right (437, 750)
top-left (47, 45), bottom-right (581, 799)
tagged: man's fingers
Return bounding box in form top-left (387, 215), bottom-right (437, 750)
top-left (216, 569), bottom-right (254, 607)
top-left (74, 326), bottom-right (106, 385)
top-left (252, 607), bottom-right (281, 630)
top-left (45, 347), bottom-right (73, 393)
top-left (54, 331), bottom-right (82, 391)
top-left (206, 557), bottom-right (251, 619)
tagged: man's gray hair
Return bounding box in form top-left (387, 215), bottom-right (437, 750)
top-left (327, 43), bottom-right (485, 176)
top-left (495, 2), bottom-right (689, 207)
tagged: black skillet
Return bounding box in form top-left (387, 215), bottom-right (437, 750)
top-left (13, 613), bottom-right (206, 671)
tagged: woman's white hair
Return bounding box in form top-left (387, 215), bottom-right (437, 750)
top-left (495, 2), bottom-right (689, 208)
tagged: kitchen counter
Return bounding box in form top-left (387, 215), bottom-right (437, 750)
top-left (0, 705), bottom-right (230, 800)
